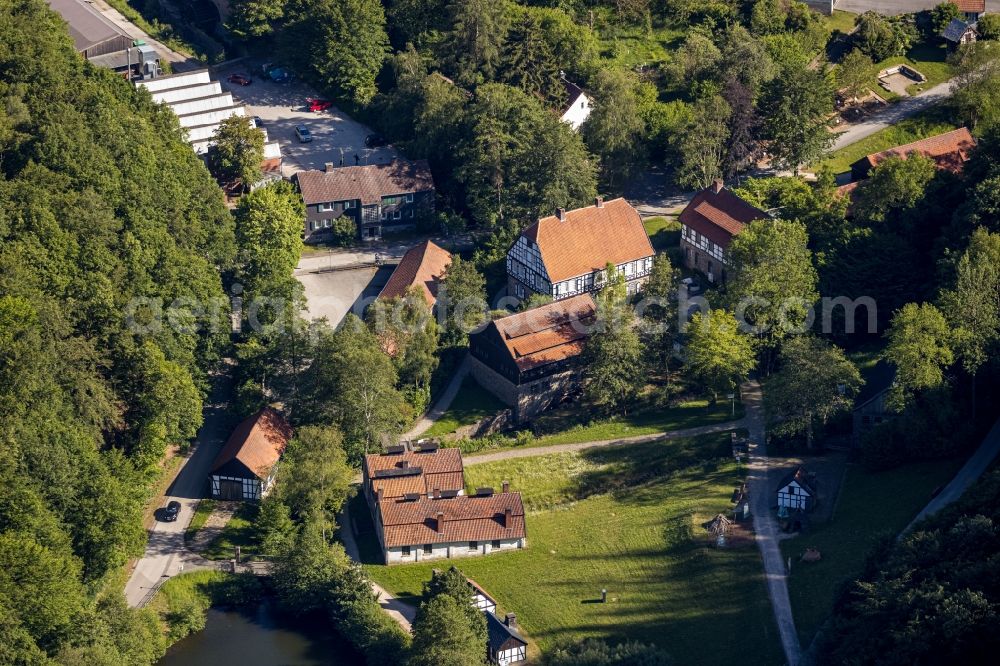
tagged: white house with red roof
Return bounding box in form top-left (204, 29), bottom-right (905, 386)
top-left (678, 180), bottom-right (769, 284)
top-left (506, 197), bottom-right (654, 302)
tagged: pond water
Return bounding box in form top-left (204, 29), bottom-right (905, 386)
top-left (158, 600), bottom-right (364, 666)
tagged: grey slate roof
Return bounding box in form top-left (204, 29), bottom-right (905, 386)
top-left (47, 0), bottom-right (127, 52)
top-left (942, 18), bottom-right (973, 43)
top-left (486, 612), bottom-right (527, 653)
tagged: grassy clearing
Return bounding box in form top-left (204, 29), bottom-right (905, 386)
top-left (529, 397), bottom-right (743, 447)
top-left (362, 432), bottom-right (780, 663)
top-left (824, 10), bottom-right (858, 36)
top-left (643, 216), bottom-right (680, 252)
top-left (867, 41), bottom-right (957, 99)
top-left (201, 503), bottom-right (261, 561)
top-left (422, 376), bottom-right (508, 438)
top-left (779, 458), bottom-right (964, 643)
top-left (598, 23), bottom-right (685, 70)
top-left (820, 105), bottom-right (960, 173)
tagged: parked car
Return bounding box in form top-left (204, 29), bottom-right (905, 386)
top-left (261, 63), bottom-right (290, 82)
top-left (308, 98), bottom-right (333, 112)
top-left (365, 133), bottom-right (387, 148)
top-left (252, 116), bottom-right (264, 128)
top-left (227, 73), bottom-right (252, 86)
top-left (295, 125), bottom-right (312, 143)
top-left (163, 500), bottom-right (181, 522)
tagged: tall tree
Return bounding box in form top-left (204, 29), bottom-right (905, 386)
top-left (422, 567), bottom-right (488, 643)
top-left (759, 64), bottom-right (833, 172)
top-left (676, 95), bottom-right (731, 189)
top-left (582, 67), bottom-right (646, 189)
top-left (211, 115), bottom-right (264, 191)
top-left (446, 0), bottom-right (511, 85)
top-left (227, 0), bottom-right (285, 39)
top-left (409, 594), bottom-right (486, 666)
top-left (684, 309), bottom-right (756, 401)
top-left (837, 49), bottom-right (874, 102)
top-left (721, 76), bottom-right (761, 179)
top-left (234, 181), bottom-right (306, 304)
top-left (765, 336), bottom-right (862, 448)
top-left (639, 254), bottom-right (677, 375)
top-left (853, 154), bottom-right (936, 224)
top-left (583, 265), bottom-right (645, 414)
top-left (883, 302), bottom-right (954, 408)
top-left (438, 256), bottom-right (488, 346)
top-left (727, 218), bottom-right (819, 372)
top-left (275, 425), bottom-right (355, 537)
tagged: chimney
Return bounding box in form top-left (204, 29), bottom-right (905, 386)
top-left (503, 507), bottom-right (513, 528)
top-left (435, 511), bottom-right (445, 533)
top-left (376, 488), bottom-right (383, 503)
top-left (595, 196), bottom-right (604, 208)
top-left (502, 480), bottom-right (510, 494)
top-left (433, 487), bottom-right (440, 499)
top-left (505, 613), bottom-right (516, 628)
top-left (712, 179), bottom-right (724, 194)
top-left (556, 207), bottom-right (566, 222)
top-left (325, 162), bottom-right (335, 173)
top-left (400, 460), bottom-right (409, 469)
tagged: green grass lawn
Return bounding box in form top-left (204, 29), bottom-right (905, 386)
top-left (422, 376), bottom-right (507, 439)
top-left (824, 10), bottom-right (858, 36)
top-left (820, 105), bottom-right (961, 174)
top-left (779, 458), bottom-right (964, 644)
top-left (869, 42), bottom-right (956, 99)
top-left (529, 397), bottom-right (744, 448)
top-left (598, 23), bottom-right (685, 70)
top-left (201, 503), bottom-right (261, 561)
top-left (643, 216), bottom-right (681, 252)
top-left (184, 499), bottom-right (216, 544)
top-left (361, 433), bottom-right (781, 663)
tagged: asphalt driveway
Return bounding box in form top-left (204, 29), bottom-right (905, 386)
top-left (213, 60), bottom-right (399, 178)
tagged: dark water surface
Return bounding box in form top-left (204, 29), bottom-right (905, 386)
top-left (158, 600), bottom-right (364, 665)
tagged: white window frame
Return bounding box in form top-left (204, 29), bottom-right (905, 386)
top-left (344, 200), bottom-right (355, 209)
top-left (317, 203), bottom-right (333, 212)
top-left (405, 193), bottom-right (414, 203)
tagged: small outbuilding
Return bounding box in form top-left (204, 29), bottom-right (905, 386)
top-left (209, 407), bottom-right (291, 501)
top-left (487, 612), bottom-right (528, 665)
top-left (942, 18), bottom-right (978, 47)
top-left (776, 467), bottom-right (816, 512)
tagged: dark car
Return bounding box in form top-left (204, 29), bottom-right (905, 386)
top-left (163, 500), bottom-right (181, 522)
top-left (295, 125), bottom-right (312, 143)
top-left (365, 133), bottom-right (387, 148)
top-left (228, 73), bottom-right (252, 86)
top-left (252, 116), bottom-right (264, 128)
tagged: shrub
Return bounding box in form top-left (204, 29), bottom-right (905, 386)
top-left (979, 14), bottom-right (1000, 40)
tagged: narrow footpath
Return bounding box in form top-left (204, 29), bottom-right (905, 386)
top-left (400, 355), bottom-right (471, 442)
top-left (743, 380), bottom-right (802, 666)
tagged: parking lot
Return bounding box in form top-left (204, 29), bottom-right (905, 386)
top-left (213, 60), bottom-right (399, 178)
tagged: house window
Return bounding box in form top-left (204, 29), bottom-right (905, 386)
top-left (380, 211), bottom-right (387, 221)
top-left (423, 544), bottom-right (433, 555)
top-left (405, 193), bottom-right (414, 203)
top-left (318, 203), bottom-right (333, 212)
top-left (401, 546), bottom-right (411, 557)
top-left (491, 540), bottom-right (501, 549)
top-left (323, 219), bottom-right (331, 228)
top-left (469, 541), bottom-right (478, 551)
top-left (344, 200), bottom-right (355, 209)
top-left (393, 210), bottom-right (401, 220)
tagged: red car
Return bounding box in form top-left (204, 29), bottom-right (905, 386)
top-left (228, 73), bottom-right (252, 86)
top-left (308, 98), bottom-right (333, 112)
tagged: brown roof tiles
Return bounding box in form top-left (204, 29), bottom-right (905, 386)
top-left (678, 182), bottom-right (768, 249)
top-left (522, 198), bottom-right (654, 283)
top-left (364, 448), bottom-right (466, 498)
top-left (378, 240), bottom-right (452, 306)
top-left (210, 407), bottom-right (291, 479)
top-left (951, 0), bottom-right (985, 12)
top-left (856, 128), bottom-right (976, 175)
top-left (378, 492), bottom-right (526, 548)
top-left (296, 159), bottom-right (434, 206)
top-left (491, 294), bottom-right (596, 372)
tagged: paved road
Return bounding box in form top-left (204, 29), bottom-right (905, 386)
top-left (464, 418), bottom-right (746, 466)
top-left (124, 375), bottom-right (232, 607)
top-left (743, 380), bottom-right (802, 666)
top-left (830, 78), bottom-right (956, 152)
top-left (401, 355), bottom-right (471, 442)
top-left (88, 0), bottom-right (198, 71)
top-left (904, 415), bottom-right (1000, 533)
top-left (339, 506), bottom-right (416, 631)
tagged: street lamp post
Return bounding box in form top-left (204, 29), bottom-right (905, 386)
top-left (727, 393), bottom-right (735, 417)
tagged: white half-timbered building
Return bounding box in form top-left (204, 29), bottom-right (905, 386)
top-left (776, 467), bottom-right (815, 512)
top-left (487, 612), bottom-right (528, 665)
top-left (209, 407), bottom-right (291, 501)
top-left (506, 198), bottom-right (654, 302)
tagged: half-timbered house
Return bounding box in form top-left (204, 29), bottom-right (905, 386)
top-left (487, 612), bottom-right (528, 665)
top-left (776, 467), bottom-right (816, 512)
top-left (209, 407), bottom-right (291, 501)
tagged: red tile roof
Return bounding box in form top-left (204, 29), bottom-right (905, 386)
top-left (378, 492), bottom-right (526, 547)
top-left (210, 407), bottom-right (291, 479)
top-left (491, 294), bottom-right (596, 372)
top-left (678, 182), bottom-right (768, 249)
top-left (296, 159), bottom-right (434, 206)
top-left (857, 128), bottom-right (976, 175)
top-left (364, 448), bottom-right (466, 498)
top-left (522, 198), bottom-right (654, 283)
top-left (378, 240), bottom-right (452, 306)
top-left (952, 0), bottom-right (985, 12)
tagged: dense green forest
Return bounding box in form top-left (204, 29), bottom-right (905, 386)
top-left (0, 0), bottom-right (234, 661)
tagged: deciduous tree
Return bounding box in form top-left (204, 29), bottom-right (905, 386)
top-left (684, 309), bottom-right (756, 401)
top-left (759, 64), bottom-right (833, 172)
top-left (883, 302), bottom-right (954, 408)
top-left (409, 594), bottom-right (486, 666)
top-left (212, 115), bottom-right (264, 191)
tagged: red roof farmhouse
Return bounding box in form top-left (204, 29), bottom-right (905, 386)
top-left (850, 128), bottom-right (977, 180)
top-left (506, 198), bottom-right (654, 302)
top-left (378, 240), bottom-right (452, 307)
top-left (363, 445), bottom-right (526, 564)
top-left (469, 294), bottom-right (596, 422)
top-left (209, 407), bottom-right (291, 501)
top-left (678, 180), bottom-right (768, 284)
